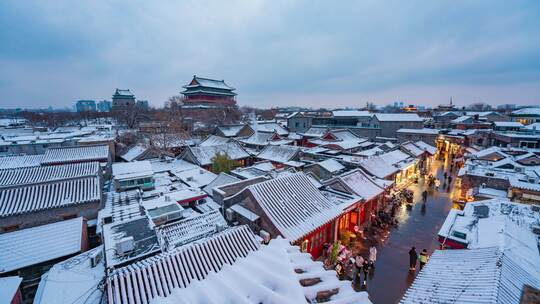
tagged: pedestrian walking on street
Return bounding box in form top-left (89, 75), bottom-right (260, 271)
top-left (369, 246), bottom-right (377, 268)
top-left (444, 172), bottom-right (448, 180)
top-left (335, 261), bottom-right (344, 279)
top-left (362, 258), bottom-right (371, 286)
top-left (419, 249), bottom-right (429, 270)
top-left (409, 247), bottom-right (418, 271)
top-left (422, 190), bottom-right (428, 202)
top-left (354, 255), bottom-right (364, 285)
top-left (447, 176), bottom-right (453, 185)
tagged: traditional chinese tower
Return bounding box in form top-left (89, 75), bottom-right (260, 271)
top-left (181, 75), bottom-right (237, 108)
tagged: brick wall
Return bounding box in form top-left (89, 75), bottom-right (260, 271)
top-left (0, 202), bottom-right (102, 233)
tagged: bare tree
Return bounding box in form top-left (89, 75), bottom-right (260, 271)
top-left (111, 104), bottom-right (149, 128)
top-left (468, 102), bottom-right (491, 112)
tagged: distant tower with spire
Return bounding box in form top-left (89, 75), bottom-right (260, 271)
top-left (437, 97), bottom-right (457, 112)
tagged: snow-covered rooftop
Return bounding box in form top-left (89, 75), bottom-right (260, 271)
top-left (0, 276), bottom-right (22, 302)
top-left (185, 76), bottom-right (235, 90)
top-left (332, 110), bottom-right (371, 117)
top-left (243, 173), bottom-right (343, 241)
top-left (255, 121), bottom-right (289, 135)
top-left (240, 131), bottom-right (293, 147)
top-left (0, 154), bottom-right (44, 170)
top-left (199, 134), bottom-right (231, 146)
top-left (397, 128), bottom-right (440, 135)
top-left (202, 172), bottom-right (240, 196)
top-left (150, 158), bottom-right (198, 173)
top-left (512, 107), bottom-right (540, 116)
top-left (0, 217), bottom-right (84, 273)
top-left (401, 246), bottom-right (540, 304)
top-left (156, 209), bottom-right (227, 251)
top-left (524, 122), bottom-right (540, 130)
top-left (34, 246), bottom-right (105, 304)
top-left (374, 113), bottom-right (423, 122)
top-left (359, 156), bottom-right (399, 178)
top-left (98, 190), bottom-right (142, 228)
top-left (300, 127), bottom-right (328, 138)
top-left (171, 166), bottom-right (217, 189)
top-left (309, 129), bottom-right (368, 150)
top-left (106, 225), bottom-right (260, 304)
top-left (107, 226), bottom-right (371, 304)
top-left (112, 160), bottom-right (153, 180)
top-left (216, 124), bottom-right (246, 137)
top-left (0, 176), bottom-right (101, 217)
top-left (414, 141), bottom-right (437, 155)
top-left (188, 143), bottom-right (250, 166)
top-left (120, 144), bottom-right (147, 162)
top-left (0, 161), bottom-right (99, 188)
top-left (332, 169), bottom-right (391, 201)
top-left (231, 166), bottom-right (268, 179)
top-left (102, 216), bottom-right (160, 268)
top-left (401, 142), bottom-right (425, 157)
top-left (438, 199), bottom-right (540, 258)
top-left (152, 237), bottom-right (372, 304)
top-left (317, 158), bottom-right (345, 173)
top-left (379, 149), bottom-right (413, 166)
top-left (451, 115), bottom-right (473, 123)
top-left (493, 121), bottom-right (524, 128)
top-left (41, 145), bottom-right (110, 165)
top-left (257, 145), bottom-right (301, 164)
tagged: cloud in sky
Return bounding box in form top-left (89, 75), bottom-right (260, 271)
top-left (1, 0), bottom-right (539, 109)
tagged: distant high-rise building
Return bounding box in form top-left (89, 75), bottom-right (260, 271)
top-left (181, 75), bottom-right (237, 108)
top-left (97, 100), bottom-right (112, 112)
top-left (112, 89), bottom-right (136, 108)
top-left (497, 104), bottom-right (517, 111)
top-left (76, 100), bottom-right (96, 112)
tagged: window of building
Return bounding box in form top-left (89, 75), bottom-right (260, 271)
top-left (451, 231), bottom-right (467, 240)
top-left (301, 239), bottom-right (309, 252)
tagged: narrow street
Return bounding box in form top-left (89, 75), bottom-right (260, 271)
top-left (361, 157), bottom-right (457, 304)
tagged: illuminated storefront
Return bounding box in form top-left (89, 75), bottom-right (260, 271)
top-left (395, 161), bottom-right (419, 186)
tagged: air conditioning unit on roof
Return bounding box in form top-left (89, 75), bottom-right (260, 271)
top-left (225, 208), bottom-right (235, 221)
top-left (116, 236), bottom-right (134, 256)
top-left (90, 250), bottom-right (102, 268)
top-left (260, 230), bottom-right (271, 244)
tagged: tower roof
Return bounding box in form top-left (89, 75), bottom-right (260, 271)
top-left (183, 75), bottom-right (236, 91)
top-left (113, 88), bottom-right (134, 98)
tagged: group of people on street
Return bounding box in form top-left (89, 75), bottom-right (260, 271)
top-left (408, 247), bottom-right (430, 271)
top-left (346, 246), bottom-right (377, 287)
top-left (427, 174), bottom-right (440, 190)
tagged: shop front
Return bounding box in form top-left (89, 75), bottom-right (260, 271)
top-left (437, 135), bottom-right (465, 156)
top-left (299, 222), bottom-right (334, 259)
top-left (395, 161), bottom-right (419, 187)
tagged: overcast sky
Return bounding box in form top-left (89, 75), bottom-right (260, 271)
top-left (1, 1), bottom-right (540, 109)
